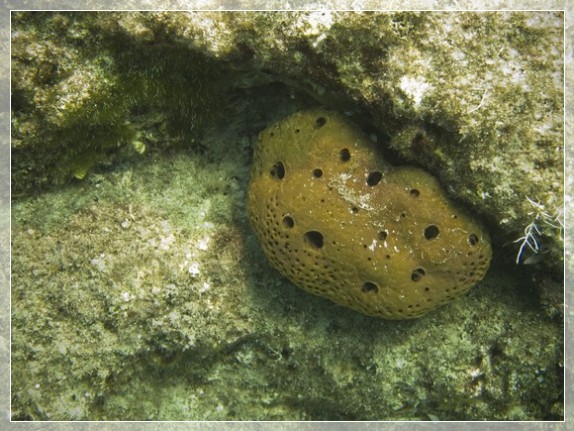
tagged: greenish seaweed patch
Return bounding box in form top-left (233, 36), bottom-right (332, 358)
top-left (11, 12), bottom-right (226, 194)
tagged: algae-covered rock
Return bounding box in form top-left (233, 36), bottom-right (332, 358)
top-left (11, 10), bottom-right (563, 272)
top-left (198, 10), bottom-right (562, 275)
top-left (11, 12), bottom-right (225, 193)
top-left (10, 131), bottom-right (563, 420)
top-left (9, 8), bottom-right (565, 422)
top-left (248, 108), bottom-right (491, 319)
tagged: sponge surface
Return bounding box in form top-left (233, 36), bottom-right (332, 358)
top-left (248, 108), bottom-right (492, 319)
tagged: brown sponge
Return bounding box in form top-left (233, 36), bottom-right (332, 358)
top-left (248, 108), bottom-right (492, 319)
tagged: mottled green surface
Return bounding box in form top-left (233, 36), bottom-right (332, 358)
top-left (11, 11), bottom-right (564, 273)
top-left (11, 12), bottom-right (225, 190)
top-left (10, 10), bottom-right (564, 421)
top-left (11, 128), bottom-right (563, 419)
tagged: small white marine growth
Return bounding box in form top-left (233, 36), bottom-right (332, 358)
top-left (399, 75), bottom-right (431, 108)
top-left (514, 197), bottom-right (564, 264)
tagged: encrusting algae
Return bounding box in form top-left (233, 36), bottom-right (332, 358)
top-left (248, 108), bottom-right (492, 319)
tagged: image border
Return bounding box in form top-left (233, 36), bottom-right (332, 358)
top-left (0, 1), bottom-right (570, 430)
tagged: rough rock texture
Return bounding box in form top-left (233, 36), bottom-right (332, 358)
top-left (11, 107), bottom-right (563, 419)
top-left (248, 108), bottom-right (491, 319)
top-left (11, 11), bottom-right (224, 188)
top-left (11, 11), bottom-right (563, 273)
top-left (10, 9), bottom-right (565, 421)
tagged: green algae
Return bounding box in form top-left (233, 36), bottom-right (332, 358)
top-left (11, 10), bottom-right (564, 273)
top-left (10, 10), bottom-right (564, 421)
top-left (11, 12), bottom-right (226, 193)
top-left (11, 93), bottom-right (563, 420)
